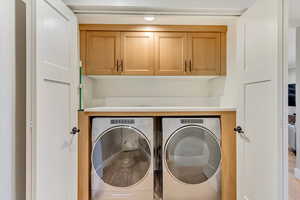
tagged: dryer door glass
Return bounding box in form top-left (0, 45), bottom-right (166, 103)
top-left (92, 126), bottom-right (151, 187)
top-left (165, 126), bottom-right (221, 184)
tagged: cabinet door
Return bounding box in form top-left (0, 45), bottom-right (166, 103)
top-left (188, 33), bottom-right (221, 75)
top-left (154, 32), bottom-right (188, 75)
top-left (86, 31), bottom-right (121, 75)
top-left (121, 32), bottom-right (154, 75)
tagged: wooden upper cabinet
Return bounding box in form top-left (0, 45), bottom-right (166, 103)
top-left (85, 31), bottom-right (121, 75)
top-left (188, 33), bottom-right (223, 75)
top-left (121, 32), bottom-right (154, 75)
top-left (80, 25), bottom-right (227, 76)
top-left (155, 32), bottom-right (188, 75)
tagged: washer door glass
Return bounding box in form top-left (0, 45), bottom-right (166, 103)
top-left (165, 126), bottom-right (221, 184)
top-left (92, 126), bottom-right (151, 187)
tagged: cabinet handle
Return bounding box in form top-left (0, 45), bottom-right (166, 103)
top-left (116, 60), bottom-right (119, 72)
top-left (189, 60), bottom-right (192, 72)
top-left (121, 60), bottom-right (124, 72)
top-left (184, 60), bottom-right (188, 72)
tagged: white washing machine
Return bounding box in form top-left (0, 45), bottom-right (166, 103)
top-left (91, 118), bottom-right (154, 200)
top-left (162, 118), bottom-right (222, 200)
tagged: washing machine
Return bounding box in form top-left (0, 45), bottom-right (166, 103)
top-left (91, 118), bottom-right (154, 200)
top-left (162, 117), bottom-right (222, 200)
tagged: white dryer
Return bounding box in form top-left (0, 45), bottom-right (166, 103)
top-left (91, 118), bottom-right (154, 200)
top-left (162, 118), bottom-right (222, 200)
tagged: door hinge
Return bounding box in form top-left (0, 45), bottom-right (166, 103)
top-left (243, 196), bottom-right (249, 200)
top-left (27, 120), bottom-right (33, 129)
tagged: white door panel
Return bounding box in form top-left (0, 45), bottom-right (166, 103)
top-left (37, 80), bottom-right (73, 200)
top-left (243, 81), bottom-right (277, 200)
top-left (30, 0), bottom-right (78, 199)
top-left (237, 0), bottom-right (283, 199)
top-left (243, 23), bottom-right (277, 82)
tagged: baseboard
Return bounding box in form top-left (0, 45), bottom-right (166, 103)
top-left (294, 168), bottom-right (300, 180)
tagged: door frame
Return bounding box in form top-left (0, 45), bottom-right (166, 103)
top-left (24, 1), bottom-right (289, 200)
top-left (0, 0), bottom-right (16, 200)
top-left (282, 0), bottom-right (289, 200)
top-left (26, 0), bottom-right (35, 198)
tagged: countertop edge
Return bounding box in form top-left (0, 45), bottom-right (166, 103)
top-left (83, 107), bottom-right (237, 112)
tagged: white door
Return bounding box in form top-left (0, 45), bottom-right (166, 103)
top-left (237, 0), bottom-right (285, 200)
top-left (27, 0), bottom-right (79, 200)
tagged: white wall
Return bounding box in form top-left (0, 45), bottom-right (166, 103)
top-left (0, 0), bottom-right (15, 200)
top-left (0, 0), bottom-right (26, 200)
top-left (84, 77), bottom-right (221, 107)
top-left (78, 14), bottom-right (238, 25)
top-left (289, 68), bottom-right (296, 83)
top-left (289, 28), bottom-right (296, 68)
top-left (290, 0), bottom-right (300, 27)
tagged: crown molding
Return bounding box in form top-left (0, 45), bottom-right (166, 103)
top-left (68, 5), bottom-right (245, 16)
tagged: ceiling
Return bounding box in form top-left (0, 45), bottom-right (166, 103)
top-left (63, 0), bottom-right (300, 25)
top-left (63, 0), bottom-right (257, 15)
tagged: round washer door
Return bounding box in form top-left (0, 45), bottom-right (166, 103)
top-left (92, 126), bottom-right (151, 187)
top-left (165, 125), bottom-right (221, 184)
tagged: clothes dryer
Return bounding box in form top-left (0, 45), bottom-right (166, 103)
top-left (162, 117), bottom-right (222, 200)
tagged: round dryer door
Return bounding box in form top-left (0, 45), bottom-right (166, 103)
top-left (165, 125), bottom-right (221, 184)
top-left (92, 126), bottom-right (151, 187)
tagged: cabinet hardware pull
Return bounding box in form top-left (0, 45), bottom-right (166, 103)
top-left (184, 60), bottom-right (188, 72)
top-left (116, 60), bottom-right (119, 72)
top-left (189, 60), bottom-right (192, 72)
top-left (121, 60), bottom-right (124, 72)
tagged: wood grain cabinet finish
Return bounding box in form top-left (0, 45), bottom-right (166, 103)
top-left (85, 31), bottom-right (121, 75)
top-left (80, 25), bottom-right (227, 76)
top-left (154, 32), bottom-right (188, 75)
top-left (121, 32), bottom-right (154, 75)
top-left (188, 33), bottom-right (222, 75)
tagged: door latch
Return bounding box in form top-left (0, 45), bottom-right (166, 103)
top-left (234, 126), bottom-right (250, 141)
top-left (234, 126), bottom-right (244, 134)
top-left (70, 127), bottom-right (80, 135)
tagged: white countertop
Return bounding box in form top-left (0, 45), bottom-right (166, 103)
top-left (84, 106), bottom-right (236, 112)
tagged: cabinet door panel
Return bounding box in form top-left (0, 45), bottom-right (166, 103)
top-left (121, 32), bottom-right (154, 75)
top-left (188, 33), bottom-right (221, 75)
top-left (155, 32), bottom-right (187, 75)
top-left (86, 31), bottom-right (120, 75)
